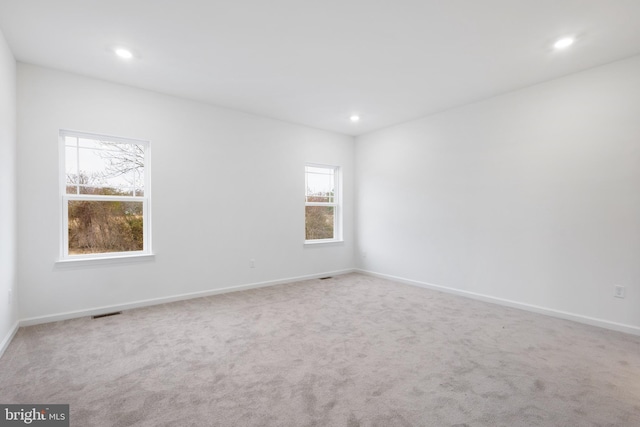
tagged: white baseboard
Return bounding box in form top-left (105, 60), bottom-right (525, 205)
top-left (357, 269), bottom-right (640, 337)
top-left (19, 269), bottom-right (355, 327)
top-left (0, 321), bottom-right (19, 359)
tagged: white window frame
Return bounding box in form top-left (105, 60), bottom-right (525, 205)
top-left (304, 163), bottom-right (342, 244)
top-left (58, 130), bottom-right (152, 262)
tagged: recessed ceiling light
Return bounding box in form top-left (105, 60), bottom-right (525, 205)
top-left (350, 115), bottom-right (360, 122)
top-left (553, 37), bottom-right (575, 50)
top-left (114, 48), bottom-right (134, 59)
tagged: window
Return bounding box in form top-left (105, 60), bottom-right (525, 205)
top-left (60, 130), bottom-right (151, 259)
top-left (305, 164), bottom-right (341, 243)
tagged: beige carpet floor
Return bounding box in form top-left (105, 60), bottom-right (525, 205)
top-left (1, 273), bottom-right (639, 426)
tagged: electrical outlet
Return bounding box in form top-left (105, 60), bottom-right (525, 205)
top-left (250, 259), bottom-right (255, 268)
top-left (362, 251), bottom-right (367, 258)
top-left (7, 289), bottom-right (11, 305)
top-left (614, 285), bottom-right (625, 299)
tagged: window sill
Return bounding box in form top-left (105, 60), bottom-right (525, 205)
top-left (304, 239), bottom-right (344, 246)
top-left (55, 253), bottom-right (155, 268)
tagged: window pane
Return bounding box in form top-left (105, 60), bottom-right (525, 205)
top-left (305, 166), bottom-right (335, 202)
top-left (77, 147), bottom-right (134, 195)
top-left (68, 200), bottom-right (143, 254)
top-left (78, 185), bottom-right (135, 196)
top-left (133, 167), bottom-right (145, 196)
top-left (305, 206), bottom-right (334, 240)
top-left (65, 139), bottom-right (145, 197)
top-left (78, 137), bottom-right (102, 149)
top-left (306, 166), bottom-right (332, 175)
top-left (65, 146), bottom-right (78, 192)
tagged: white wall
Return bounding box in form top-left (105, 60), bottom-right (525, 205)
top-left (17, 64), bottom-right (354, 322)
top-left (0, 29), bottom-right (18, 350)
top-left (14, 55), bottom-right (640, 333)
top-left (356, 55), bottom-right (640, 332)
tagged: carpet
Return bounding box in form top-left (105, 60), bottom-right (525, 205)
top-left (1, 273), bottom-right (639, 426)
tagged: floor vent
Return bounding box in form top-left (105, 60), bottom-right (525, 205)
top-left (92, 311), bottom-right (122, 319)
top-left (319, 276), bottom-right (333, 280)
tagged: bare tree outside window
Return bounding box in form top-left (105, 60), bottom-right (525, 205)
top-left (99, 142), bottom-right (145, 196)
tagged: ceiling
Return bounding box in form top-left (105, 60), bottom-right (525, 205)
top-left (1, 1), bottom-right (640, 136)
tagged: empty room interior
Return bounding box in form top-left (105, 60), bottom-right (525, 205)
top-left (1, 1), bottom-right (640, 426)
